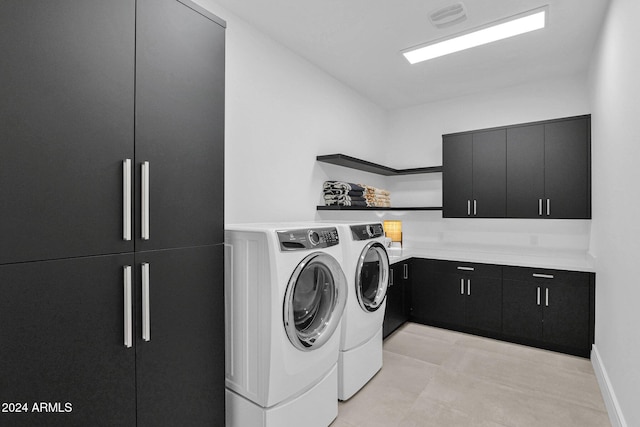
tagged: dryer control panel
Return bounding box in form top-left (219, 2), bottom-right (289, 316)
top-left (350, 223), bottom-right (385, 241)
top-left (277, 227), bottom-right (340, 251)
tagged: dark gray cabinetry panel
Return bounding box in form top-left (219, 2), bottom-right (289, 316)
top-left (443, 134), bottom-right (473, 218)
top-left (472, 130), bottom-right (506, 218)
top-left (506, 125), bottom-right (545, 217)
top-left (135, 0), bottom-right (225, 251)
top-left (1, 0), bottom-right (225, 425)
top-left (0, 254), bottom-right (136, 427)
top-left (544, 118), bottom-right (591, 219)
top-left (443, 130), bottom-right (506, 218)
top-left (0, 0), bottom-right (135, 264)
top-left (502, 267), bottom-right (592, 356)
top-left (383, 261), bottom-right (411, 338)
top-left (506, 117), bottom-right (591, 219)
top-left (135, 245), bottom-right (224, 427)
top-left (408, 257), bottom-right (594, 357)
top-left (412, 259), bottom-right (502, 334)
top-left (445, 115), bottom-right (591, 219)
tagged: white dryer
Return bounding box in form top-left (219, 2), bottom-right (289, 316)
top-left (225, 223), bottom-right (348, 427)
top-left (336, 222), bottom-right (390, 401)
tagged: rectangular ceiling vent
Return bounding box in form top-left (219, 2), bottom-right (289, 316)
top-left (429, 2), bottom-right (467, 29)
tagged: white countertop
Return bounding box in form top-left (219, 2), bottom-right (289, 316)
top-left (387, 243), bottom-right (595, 272)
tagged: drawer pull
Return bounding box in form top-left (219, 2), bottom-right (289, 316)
top-left (460, 279), bottom-right (464, 295)
top-left (403, 263), bottom-right (409, 279)
top-left (467, 200), bottom-right (471, 216)
top-left (532, 273), bottom-right (554, 279)
top-left (536, 286), bottom-right (541, 306)
top-left (467, 279), bottom-right (471, 296)
top-left (457, 266), bottom-right (475, 271)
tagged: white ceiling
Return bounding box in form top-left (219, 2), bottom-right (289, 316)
top-left (213, 0), bottom-right (610, 110)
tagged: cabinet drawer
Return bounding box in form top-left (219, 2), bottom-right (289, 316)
top-left (503, 266), bottom-right (590, 286)
top-left (433, 260), bottom-right (502, 277)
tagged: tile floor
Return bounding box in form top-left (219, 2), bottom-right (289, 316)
top-left (332, 323), bottom-right (610, 427)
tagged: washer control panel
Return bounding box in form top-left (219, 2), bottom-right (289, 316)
top-left (350, 223), bottom-right (385, 241)
top-left (277, 227), bottom-right (340, 251)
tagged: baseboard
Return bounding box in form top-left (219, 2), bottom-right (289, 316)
top-left (591, 344), bottom-right (628, 427)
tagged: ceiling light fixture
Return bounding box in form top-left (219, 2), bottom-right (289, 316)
top-left (402, 6), bottom-right (547, 65)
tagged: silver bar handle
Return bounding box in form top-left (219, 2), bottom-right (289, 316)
top-left (467, 200), bottom-right (471, 216)
top-left (142, 263), bottom-right (151, 342)
top-left (533, 273), bottom-right (554, 279)
top-left (389, 268), bottom-right (394, 287)
top-left (547, 198), bottom-right (550, 216)
top-left (457, 266), bottom-right (475, 271)
top-left (124, 266), bottom-right (133, 348)
top-left (467, 279), bottom-right (471, 296)
top-left (142, 161), bottom-right (150, 240)
top-left (545, 288), bottom-right (549, 307)
top-left (460, 278), bottom-right (464, 295)
top-left (403, 263), bottom-right (408, 280)
top-left (123, 159), bottom-right (132, 241)
top-left (538, 199), bottom-right (543, 216)
top-left (473, 199), bottom-right (477, 216)
top-left (536, 286), bottom-right (541, 306)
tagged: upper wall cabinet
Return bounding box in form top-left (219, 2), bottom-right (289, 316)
top-left (506, 116), bottom-right (591, 219)
top-left (443, 115), bottom-right (591, 219)
top-left (442, 130), bottom-right (506, 218)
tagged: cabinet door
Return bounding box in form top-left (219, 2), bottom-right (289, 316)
top-left (465, 274), bottom-right (502, 333)
top-left (543, 279), bottom-right (591, 350)
top-left (443, 134), bottom-right (473, 218)
top-left (472, 129), bottom-right (506, 218)
top-left (421, 262), bottom-right (465, 327)
top-left (0, 254), bottom-right (136, 427)
top-left (506, 125), bottom-right (545, 218)
top-left (502, 279), bottom-right (543, 341)
top-left (0, 1), bottom-right (135, 264)
top-left (544, 118), bottom-right (591, 219)
top-left (135, 0), bottom-right (225, 251)
top-left (383, 264), bottom-right (406, 338)
top-left (135, 245), bottom-right (224, 427)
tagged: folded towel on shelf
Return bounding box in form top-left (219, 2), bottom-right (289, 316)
top-left (324, 199), bottom-right (368, 207)
top-left (323, 181), bottom-right (365, 193)
top-left (324, 194), bottom-right (367, 203)
top-left (322, 181), bottom-right (391, 208)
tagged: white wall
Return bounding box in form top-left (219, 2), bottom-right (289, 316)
top-left (193, 0), bottom-right (389, 224)
top-left (366, 76), bottom-right (593, 252)
top-left (589, 0), bottom-right (640, 425)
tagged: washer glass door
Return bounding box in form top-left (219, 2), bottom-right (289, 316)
top-left (284, 252), bottom-right (347, 351)
top-left (356, 242), bottom-right (389, 312)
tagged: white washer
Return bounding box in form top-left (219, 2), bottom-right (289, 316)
top-left (336, 222), bottom-right (390, 401)
top-left (225, 223), bottom-right (348, 427)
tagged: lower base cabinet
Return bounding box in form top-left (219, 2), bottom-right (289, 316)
top-left (502, 266), bottom-right (593, 356)
top-left (405, 257), bottom-right (594, 358)
top-left (0, 245), bottom-right (224, 427)
top-left (383, 261), bottom-right (411, 338)
top-left (411, 259), bottom-right (502, 335)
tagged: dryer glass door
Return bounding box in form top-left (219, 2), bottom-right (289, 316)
top-left (355, 242), bottom-right (389, 312)
top-left (284, 252), bottom-right (347, 351)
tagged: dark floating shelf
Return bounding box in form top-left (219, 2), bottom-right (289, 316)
top-left (317, 206), bottom-right (442, 211)
top-left (317, 153), bottom-right (442, 176)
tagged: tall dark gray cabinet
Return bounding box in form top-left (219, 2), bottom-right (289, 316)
top-left (0, 1), bottom-right (225, 426)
